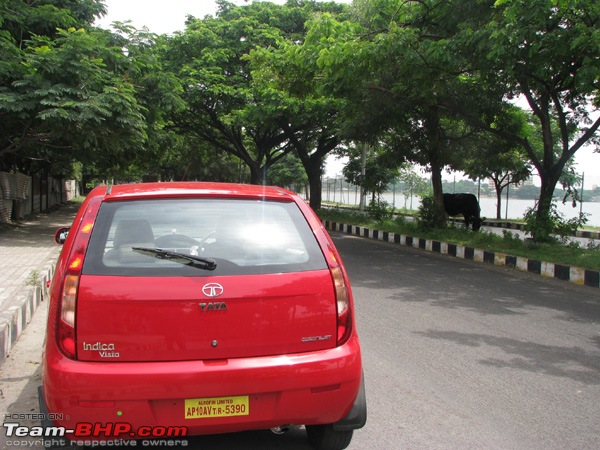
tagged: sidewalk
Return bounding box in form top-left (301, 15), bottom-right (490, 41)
top-left (0, 202), bottom-right (79, 367)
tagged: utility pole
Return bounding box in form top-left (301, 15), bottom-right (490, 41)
top-left (505, 184), bottom-right (510, 220)
top-left (580, 172), bottom-right (585, 217)
top-left (359, 142), bottom-right (367, 212)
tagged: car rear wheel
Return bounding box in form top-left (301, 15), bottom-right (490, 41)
top-left (306, 424), bottom-right (353, 450)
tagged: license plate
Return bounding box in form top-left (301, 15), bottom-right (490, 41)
top-left (184, 395), bottom-right (249, 419)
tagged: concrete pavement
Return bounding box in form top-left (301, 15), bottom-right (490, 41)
top-left (0, 202), bottom-right (79, 367)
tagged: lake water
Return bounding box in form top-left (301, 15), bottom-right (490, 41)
top-left (322, 189), bottom-right (600, 227)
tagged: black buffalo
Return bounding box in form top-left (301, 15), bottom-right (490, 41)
top-left (443, 193), bottom-right (484, 231)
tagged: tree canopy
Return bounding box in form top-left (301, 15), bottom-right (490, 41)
top-left (1, 0), bottom-right (598, 236)
top-left (0, 0), bottom-right (147, 176)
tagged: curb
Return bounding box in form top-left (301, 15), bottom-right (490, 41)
top-left (324, 221), bottom-right (600, 289)
top-left (0, 261), bottom-right (55, 367)
top-left (476, 219), bottom-right (600, 240)
top-left (324, 205), bottom-right (600, 240)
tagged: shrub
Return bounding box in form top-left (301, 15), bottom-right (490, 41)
top-left (524, 202), bottom-right (588, 243)
top-left (417, 195), bottom-right (438, 230)
top-left (368, 198), bottom-right (394, 221)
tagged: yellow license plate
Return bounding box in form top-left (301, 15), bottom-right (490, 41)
top-left (184, 395), bottom-right (249, 419)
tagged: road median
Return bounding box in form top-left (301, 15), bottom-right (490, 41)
top-left (324, 220), bottom-right (600, 289)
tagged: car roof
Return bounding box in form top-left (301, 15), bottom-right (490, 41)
top-left (89, 182), bottom-right (295, 202)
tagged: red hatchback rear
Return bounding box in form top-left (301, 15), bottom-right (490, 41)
top-left (40, 182), bottom-right (366, 450)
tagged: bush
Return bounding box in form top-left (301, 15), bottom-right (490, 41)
top-left (502, 230), bottom-right (522, 244)
top-left (417, 195), bottom-right (438, 230)
top-left (368, 198), bottom-right (394, 221)
top-left (524, 202), bottom-right (588, 243)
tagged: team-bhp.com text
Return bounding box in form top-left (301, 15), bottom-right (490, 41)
top-left (3, 422), bottom-right (188, 447)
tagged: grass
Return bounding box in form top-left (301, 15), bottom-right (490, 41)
top-left (317, 207), bottom-right (600, 272)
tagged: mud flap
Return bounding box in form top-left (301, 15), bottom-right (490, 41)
top-left (38, 386), bottom-right (80, 449)
top-left (332, 373), bottom-right (367, 431)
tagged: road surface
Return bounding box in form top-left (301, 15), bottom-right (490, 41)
top-left (1, 232), bottom-right (599, 449)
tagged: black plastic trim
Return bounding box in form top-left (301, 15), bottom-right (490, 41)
top-left (333, 373), bottom-right (367, 431)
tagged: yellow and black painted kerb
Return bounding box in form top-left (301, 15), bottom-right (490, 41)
top-left (324, 221), bottom-right (600, 289)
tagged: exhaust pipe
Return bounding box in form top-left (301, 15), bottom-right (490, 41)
top-left (270, 425), bottom-right (292, 434)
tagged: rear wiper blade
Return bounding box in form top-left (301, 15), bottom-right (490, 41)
top-left (132, 247), bottom-right (217, 271)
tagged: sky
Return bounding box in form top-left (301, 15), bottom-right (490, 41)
top-left (94, 0), bottom-right (600, 187)
top-left (94, 0), bottom-right (351, 34)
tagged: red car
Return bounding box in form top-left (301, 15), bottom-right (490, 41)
top-left (40, 182), bottom-right (366, 450)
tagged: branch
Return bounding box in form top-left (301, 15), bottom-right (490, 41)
top-left (550, 90), bottom-right (571, 156)
top-left (567, 114), bottom-right (600, 159)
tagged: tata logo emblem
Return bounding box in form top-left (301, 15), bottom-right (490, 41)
top-left (202, 283), bottom-right (224, 298)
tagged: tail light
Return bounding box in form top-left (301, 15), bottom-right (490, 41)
top-left (56, 198), bottom-right (101, 359)
top-left (331, 266), bottom-right (353, 346)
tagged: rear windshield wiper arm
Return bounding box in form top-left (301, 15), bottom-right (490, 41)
top-left (132, 247), bottom-right (217, 271)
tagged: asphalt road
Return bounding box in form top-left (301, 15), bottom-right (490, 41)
top-left (1, 232), bottom-right (599, 450)
top-left (338, 232), bottom-right (600, 450)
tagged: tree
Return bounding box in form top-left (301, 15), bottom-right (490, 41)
top-left (397, 167), bottom-right (430, 210)
top-left (246, 2), bottom-right (353, 209)
top-left (0, 27), bottom-right (147, 172)
top-left (0, 0), bottom-right (106, 47)
top-left (266, 152), bottom-right (308, 192)
top-left (462, 128), bottom-right (531, 220)
top-left (97, 24), bottom-right (187, 182)
top-left (314, 0), bottom-right (599, 238)
top-left (162, 2), bottom-right (300, 184)
top-left (0, 1), bottom-right (152, 176)
top-left (467, 0), bottom-right (600, 240)
top-left (308, 1), bottom-right (509, 227)
top-left (342, 143), bottom-right (399, 205)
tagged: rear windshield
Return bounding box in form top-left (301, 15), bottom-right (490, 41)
top-left (83, 198), bottom-right (327, 276)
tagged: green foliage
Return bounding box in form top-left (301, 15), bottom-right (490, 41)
top-left (313, 0), bottom-right (599, 240)
top-left (0, 0), bottom-right (192, 180)
top-left (1, 0), bottom-right (598, 200)
top-left (342, 144), bottom-right (400, 199)
top-left (396, 169), bottom-right (431, 196)
top-left (246, 4), bottom-right (353, 207)
top-left (266, 153), bottom-right (308, 189)
top-left (477, 0), bottom-right (600, 231)
top-left (0, 0), bottom-right (101, 46)
top-left (524, 202), bottom-right (589, 244)
top-left (501, 230), bottom-right (522, 245)
top-left (559, 167), bottom-right (585, 207)
top-left (460, 122), bottom-right (532, 219)
top-left (1, 19), bottom-right (148, 173)
top-left (309, 1), bottom-right (516, 226)
top-left (416, 195), bottom-right (440, 231)
top-left (367, 198), bottom-right (393, 221)
top-left (26, 269), bottom-right (41, 288)
top-left (163, 2), bottom-right (296, 184)
top-left (103, 25), bottom-right (186, 181)
top-left (318, 207), bottom-right (600, 272)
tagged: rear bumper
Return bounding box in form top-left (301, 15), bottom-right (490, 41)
top-left (42, 335), bottom-right (362, 438)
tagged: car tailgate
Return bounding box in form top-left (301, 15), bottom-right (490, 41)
top-left (76, 270), bottom-right (337, 362)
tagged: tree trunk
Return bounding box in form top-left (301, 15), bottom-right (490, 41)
top-left (426, 107), bottom-right (446, 228)
top-left (495, 181), bottom-right (502, 220)
top-left (248, 162), bottom-right (263, 185)
top-left (306, 159), bottom-right (323, 210)
top-left (430, 159), bottom-right (446, 228)
top-left (532, 171), bottom-right (560, 241)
